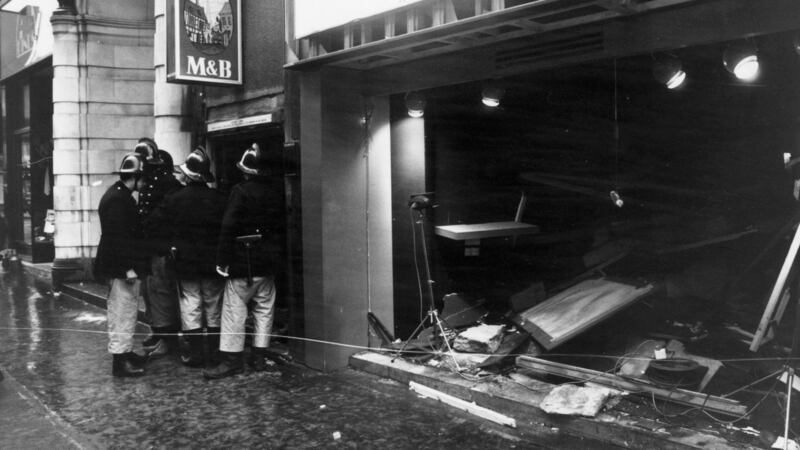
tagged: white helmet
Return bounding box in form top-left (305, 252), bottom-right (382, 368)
top-left (236, 143), bottom-right (268, 176)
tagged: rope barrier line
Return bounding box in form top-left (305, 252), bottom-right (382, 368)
top-left (1, 326), bottom-right (800, 364)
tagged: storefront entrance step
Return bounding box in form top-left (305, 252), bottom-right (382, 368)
top-left (350, 351), bottom-right (751, 449)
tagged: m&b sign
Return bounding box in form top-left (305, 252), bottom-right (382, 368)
top-left (167, 0), bottom-right (242, 86)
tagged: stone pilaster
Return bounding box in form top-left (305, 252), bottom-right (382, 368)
top-left (154, 0), bottom-right (192, 164)
top-left (50, 3), bottom-right (155, 282)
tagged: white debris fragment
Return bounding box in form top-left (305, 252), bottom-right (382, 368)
top-left (319, 405), bottom-right (326, 410)
top-left (772, 437), bottom-right (800, 450)
top-left (332, 431), bottom-right (341, 440)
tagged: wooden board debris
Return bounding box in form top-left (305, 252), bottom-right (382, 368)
top-left (514, 278), bottom-right (653, 350)
top-left (516, 355), bottom-right (747, 417)
top-left (409, 381), bottom-right (517, 428)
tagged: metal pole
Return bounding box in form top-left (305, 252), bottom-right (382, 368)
top-left (785, 367), bottom-right (793, 450)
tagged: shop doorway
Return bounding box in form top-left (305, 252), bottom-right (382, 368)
top-left (207, 124), bottom-right (303, 355)
top-left (208, 126), bottom-right (285, 194)
top-left (3, 64), bottom-right (53, 262)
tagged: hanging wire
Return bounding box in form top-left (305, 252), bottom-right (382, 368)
top-left (361, 99), bottom-right (374, 346)
top-left (613, 58), bottom-right (620, 191)
top-left (409, 208), bottom-right (426, 324)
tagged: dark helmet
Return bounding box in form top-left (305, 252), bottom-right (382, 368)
top-left (236, 143), bottom-right (268, 176)
top-left (134, 138), bottom-right (166, 166)
top-left (180, 147), bottom-right (215, 183)
top-left (114, 153), bottom-right (144, 175)
top-left (157, 149), bottom-right (174, 168)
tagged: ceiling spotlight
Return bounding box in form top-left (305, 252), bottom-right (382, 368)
top-left (723, 42), bottom-right (759, 81)
top-left (481, 82), bottom-right (505, 107)
top-left (793, 33), bottom-right (800, 56)
top-left (404, 91), bottom-right (426, 118)
top-left (652, 55), bottom-right (686, 89)
top-left (610, 190), bottom-right (624, 208)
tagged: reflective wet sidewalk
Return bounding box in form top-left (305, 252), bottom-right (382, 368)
top-left (0, 271), bottom-right (535, 449)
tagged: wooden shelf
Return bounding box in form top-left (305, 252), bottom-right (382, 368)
top-left (434, 221), bottom-right (540, 241)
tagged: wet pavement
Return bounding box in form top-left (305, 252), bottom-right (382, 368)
top-left (0, 271), bottom-right (538, 449)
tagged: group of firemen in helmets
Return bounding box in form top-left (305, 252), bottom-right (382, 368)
top-left (94, 138), bottom-right (285, 379)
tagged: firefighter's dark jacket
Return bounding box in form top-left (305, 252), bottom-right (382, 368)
top-left (137, 166), bottom-right (182, 218)
top-left (94, 180), bottom-right (148, 280)
top-left (145, 181), bottom-right (227, 279)
top-left (138, 166), bottom-right (182, 257)
top-left (216, 176), bottom-right (285, 278)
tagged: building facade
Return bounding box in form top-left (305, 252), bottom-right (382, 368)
top-left (3, 0), bottom-right (800, 374)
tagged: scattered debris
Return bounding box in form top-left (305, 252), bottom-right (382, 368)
top-left (772, 437), bottom-right (800, 450)
top-left (332, 431), bottom-right (341, 441)
top-left (664, 340), bottom-right (721, 392)
top-left (778, 371), bottom-right (800, 392)
top-left (516, 356), bottom-right (746, 417)
top-left (453, 324), bottom-right (505, 354)
top-left (540, 384), bottom-right (616, 417)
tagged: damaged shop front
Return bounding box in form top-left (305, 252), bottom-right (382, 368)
top-left (287, 0), bottom-right (800, 447)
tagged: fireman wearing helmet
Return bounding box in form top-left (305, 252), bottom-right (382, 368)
top-left (146, 147), bottom-right (227, 367)
top-left (204, 143), bottom-right (286, 379)
top-left (94, 152), bottom-right (149, 377)
top-left (135, 138), bottom-right (183, 357)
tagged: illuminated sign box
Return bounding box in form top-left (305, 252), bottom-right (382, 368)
top-left (167, 0), bottom-right (242, 86)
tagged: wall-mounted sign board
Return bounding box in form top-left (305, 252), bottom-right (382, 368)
top-left (207, 114), bottom-right (274, 133)
top-left (167, 0), bottom-right (242, 86)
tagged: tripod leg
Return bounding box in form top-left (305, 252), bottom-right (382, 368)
top-left (431, 311), bottom-right (462, 372)
top-left (391, 314), bottom-right (431, 362)
top-left (785, 367), bottom-right (794, 450)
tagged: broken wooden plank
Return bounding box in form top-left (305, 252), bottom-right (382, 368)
top-left (367, 312), bottom-right (394, 346)
top-left (655, 228), bottom-right (758, 255)
top-left (516, 355), bottom-right (747, 417)
top-left (751, 222), bottom-right (800, 352)
top-left (409, 380), bottom-right (517, 427)
top-left (514, 278), bottom-right (653, 350)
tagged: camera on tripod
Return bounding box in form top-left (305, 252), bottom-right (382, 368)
top-left (408, 192), bottom-right (435, 210)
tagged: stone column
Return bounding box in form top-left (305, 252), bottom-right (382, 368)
top-left (154, 0), bottom-right (192, 164)
top-left (50, 2), bottom-right (155, 282)
top-left (299, 68), bottom-right (396, 371)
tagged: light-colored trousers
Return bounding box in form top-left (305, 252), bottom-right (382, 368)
top-left (179, 278), bottom-right (224, 330)
top-left (219, 276), bottom-right (276, 352)
top-left (107, 278), bottom-right (141, 354)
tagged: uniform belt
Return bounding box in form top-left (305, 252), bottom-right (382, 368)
top-left (236, 234), bottom-right (262, 286)
top-left (169, 247), bottom-right (184, 297)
